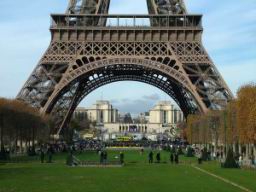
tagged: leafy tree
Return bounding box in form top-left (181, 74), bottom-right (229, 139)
top-left (237, 84), bottom-right (256, 144)
top-left (0, 98), bottom-right (49, 157)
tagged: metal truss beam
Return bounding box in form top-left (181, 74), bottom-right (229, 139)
top-left (17, 0), bottom-right (233, 135)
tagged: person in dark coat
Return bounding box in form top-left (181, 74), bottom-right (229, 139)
top-left (148, 151), bottom-right (153, 164)
top-left (156, 152), bottom-right (161, 163)
top-left (40, 144), bottom-right (45, 163)
top-left (100, 150), bottom-right (104, 164)
top-left (120, 152), bottom-right (124, 165)
top-left (170, 153), bottom-right (174, 164)
top-left (103, 151), bottom-right (108, 165)
top-left (175, 153), bottom-right (179, 164)
top-left (47, 145), bottom-right (54, 163)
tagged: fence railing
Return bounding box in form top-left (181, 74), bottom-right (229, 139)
top-left (50, 14), bottom-right (203, 29)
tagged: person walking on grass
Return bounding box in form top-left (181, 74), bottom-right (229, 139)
top-left (140, 148), bottom-right (144, 155)
top-left (175, 153), bottom-right (179, 164)
top-left (103, 151), bottom-right (108, 165)
top-left (120, 151), bottom-right (124, 165)
top-left (170, 152), bottom-right (174, 164)
top-left (40, 144), bottom-right (45, 163)
top-left (156, 152), bottom-right (161, 163)
top-left (149, 151), bottom-right (153, 164)
top-left (47, 144), bottom-right (54, 163)
top-left (99, 150), bottom-right (104, 164)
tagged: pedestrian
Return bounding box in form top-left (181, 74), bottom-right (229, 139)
top-left (99, 150), bottom-right (104, 164)
top-left (170, 153), bottom-right (174, 164)
top-left (212, 152), bottom-right (216, 160)
top-left (47, 145), bottom-right (53, 163)
top-left (156, 152), bottom-right (161, 163)
top-left (103, 151), bottom-right (108, 165)
top-left (251, 155), bottom-right (255, 166)
top-left (148, 151), bottom-right (153, 164)
top-left (175, 153), bottom-right (179, 164)
top-left (40, 144), bottom-right (45, 163)
top-left (140, 148), bottom-right (144, 155)
top-left (120, 152), bottom-right (124, 165)
top-left (216, 151), bottom-right (220, 161)
top-left (239, 155), bottom-right (243, 167)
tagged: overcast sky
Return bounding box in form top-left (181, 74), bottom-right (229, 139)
top-left (0, 0), bottom-right (255, 115)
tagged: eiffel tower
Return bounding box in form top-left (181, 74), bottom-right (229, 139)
top-left (17, 0), bottom-right (233, 135)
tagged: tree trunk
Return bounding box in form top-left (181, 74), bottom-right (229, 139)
top-left (32, 127), bottom-right (34, 147)
top-left (245, 144), bottom-right (249, 159)
top-left (238, 144), bottom-right (242, 155)
top-left (15, 138), bottom-right (18, 154)
top-left (19, 135), bottom-right (22, 153)
top-left (249, 144), bottom-right (253, 157)
top-left (232, 143), bottom-right (236, 153)
top-left (25, 140), bottom-right (28, 153)
top-left (215, 134), bottom-right (218, 153)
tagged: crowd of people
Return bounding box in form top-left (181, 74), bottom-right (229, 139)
top-left (3, 137), bottom-right (256, 170)
top-left (9, 139), bottom-right (256, 168)
top-left (95, 149), bottom-right (179, 166)
top-left (186, 145), bottom-right (256, 168)
top-left (36, 139), bottom-right (185, 165)
top-left (63, 140), bottom-right (183, 166)
top-left (75, 140), bottom-right (103, 152)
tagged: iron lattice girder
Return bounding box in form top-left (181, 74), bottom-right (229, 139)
top-left (17, 0), bottom-right (233, 134)
top-left (67, 0), bottom-right (110, 15)
top-left (66, 0), bottom-right (186, 17)
top-left (147, 0), bottom-right (187, 15)
top-left (50, 64), bottom-right (197, 134)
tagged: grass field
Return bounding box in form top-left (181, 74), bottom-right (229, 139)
top-left (0, 150), bottom-right (256, 192)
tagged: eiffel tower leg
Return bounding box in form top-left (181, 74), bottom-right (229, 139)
top-left (17, 1), bottom-right (233, 136)
top-left (170, 42), bottom-right (233, 109)
top-left (17, 41), bottom-right (73, 109)
top-left (18, 39), bottom-right (233, 135)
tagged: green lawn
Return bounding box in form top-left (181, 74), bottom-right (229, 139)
top-left (0, 150), bottom-right (255, 192)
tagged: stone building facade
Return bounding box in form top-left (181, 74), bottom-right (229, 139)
top-left (74, 100), bottom-right (184, 138)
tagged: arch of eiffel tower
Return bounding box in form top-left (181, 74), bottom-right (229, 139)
top-left (17, 0), bottom-right (233, 135)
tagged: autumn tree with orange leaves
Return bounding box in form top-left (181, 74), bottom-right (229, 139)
top-left (184, 83), bottom-right (256, 157)
top-left (236, 84), bottom-right (256, 144)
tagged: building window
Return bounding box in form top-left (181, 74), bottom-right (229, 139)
top-left (100, 110), bottom-right (104, 123)
top-left (163, 111), bottom-right (167, 124)
top-left (111, 110), bottom-right (114, 123)
top-left (174, 110), bottom-right (177, 123)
